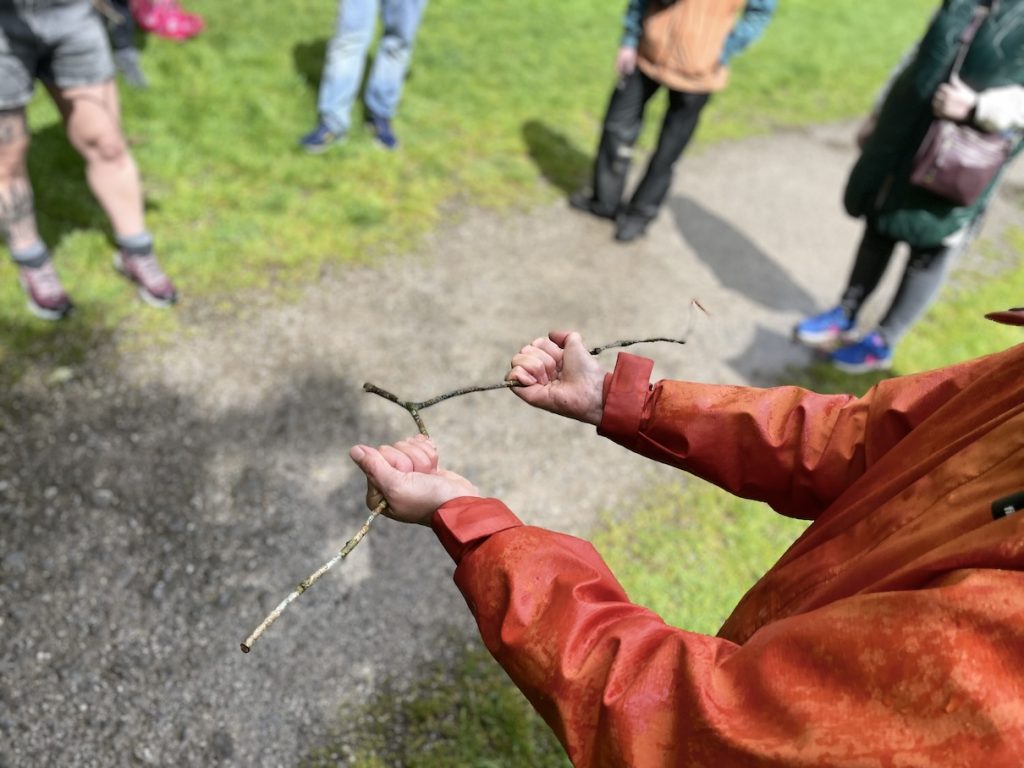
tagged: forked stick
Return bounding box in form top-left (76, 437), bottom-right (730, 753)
top-left (240, 310), bottom-right (706, 653)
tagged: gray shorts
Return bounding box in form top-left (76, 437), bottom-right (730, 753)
top-left (0, 1), bottom-right (115, 110)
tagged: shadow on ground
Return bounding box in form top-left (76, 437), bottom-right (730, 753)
top-left (0, 369), bottom-right (452, 765)
top-left (669, 195), bottom-right (818, 314)
top-left (521, 120), bottom-right (590, 195)
top-left (293, 39), bottom-right (328, 93)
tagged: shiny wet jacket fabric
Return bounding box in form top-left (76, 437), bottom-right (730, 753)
top-left (432, 343), bottom-right (1024, 766)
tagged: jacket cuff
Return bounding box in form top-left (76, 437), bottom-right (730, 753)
top-left (432, 497), bottom-right (524, 563)
top-left (597, 352), bottom-right (654, 448)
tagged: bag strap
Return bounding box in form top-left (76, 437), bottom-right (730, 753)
top-left (949, 0), bottom-right (998, 80)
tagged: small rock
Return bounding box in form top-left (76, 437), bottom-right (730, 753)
top-left (2, 552), bottom-right (26, 575)
top-left (47, 367), bottom-right (74, 386)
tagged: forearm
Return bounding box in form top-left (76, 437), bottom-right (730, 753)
top-left (621, 0), bottom-right (647, 48)
top-left (439, 499), bottom-right (737, 765)
top-left (721, 0), bottom-right (777, 63)
top-left (596, 352), bottom-right (998, 519)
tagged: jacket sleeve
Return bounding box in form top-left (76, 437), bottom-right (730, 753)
top-left (435, 498), bottom-right (1024, 767)
top-left (621, 0), bottom-right (648, 49)
top-left (597, 350), bottom-right (1003, 520)
top-left (720, 0), bottom-right (777, 63)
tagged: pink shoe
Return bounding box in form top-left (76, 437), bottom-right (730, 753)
top-left (113, 250), bottom-right (178, 307)
top-left (18, 260), bottom-right (73, 320)
top-left (130, 0), bottom-right (205, 41)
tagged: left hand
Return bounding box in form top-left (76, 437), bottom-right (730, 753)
top-left (349, 435), bottom-right (479, 526)
top-left (932, 76), bottom-right (978, 122)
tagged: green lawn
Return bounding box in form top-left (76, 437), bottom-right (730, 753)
top-left (1, 0), bottom-right (935, 376)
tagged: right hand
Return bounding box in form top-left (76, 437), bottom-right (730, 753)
top-left (615, 46), bottom-right (638, 79)
top-left (506, 331), bottom-right (607, 426)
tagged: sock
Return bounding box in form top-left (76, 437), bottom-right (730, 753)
top-left (11, 241), bottom-right (51, 269)
top-left (116, 231), bottom-right (154, 258)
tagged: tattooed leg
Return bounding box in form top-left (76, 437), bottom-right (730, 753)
top-left (0, 109), bottom-right (43, 254)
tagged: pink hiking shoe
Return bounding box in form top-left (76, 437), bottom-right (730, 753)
top-left (130, 0), bottom-right (205, 41)
top-left (113, 250), bottom-right (178, 308)
top-left (18, 260), bottom-right (73, 320)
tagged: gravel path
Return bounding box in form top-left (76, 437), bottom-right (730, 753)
top-left (2, 122), bottom-right (1021, 766)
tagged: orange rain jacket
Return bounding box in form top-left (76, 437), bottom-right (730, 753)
top-left (431, 343), bottom-right (1024, 767)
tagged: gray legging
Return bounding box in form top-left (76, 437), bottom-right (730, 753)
top-left (839, 216), bottom-right (981, 345)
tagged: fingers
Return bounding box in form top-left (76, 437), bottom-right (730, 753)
top-left (394, 435), bottom-right (438, 474)
top-left (509, 340), bottom-right (559, 384)
top-left (379, 444), bottom-right (415, 473)
top-left (351, 436), bottom-right (437, 481)
top-left (350, 444), bottom-right (401, 497)
top-left (376, 435), bottom-right (436, 473)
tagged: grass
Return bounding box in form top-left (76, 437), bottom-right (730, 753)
top-left (1, 0), bottom-right (936, 377)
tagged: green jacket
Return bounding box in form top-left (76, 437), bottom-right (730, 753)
top-left (844, 0), bottom-right (1024, 248)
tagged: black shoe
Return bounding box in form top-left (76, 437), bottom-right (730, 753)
top-left (568, 190), bottom-right (618, 221)
top-left (614, 214), bottom-right (648, 243)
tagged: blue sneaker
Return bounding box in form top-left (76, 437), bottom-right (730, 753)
top-left (299, 122), bottom-right (344, 154)
top-left (831, 332), bottom-right (893, 374)
top-left (366, 113), bottom-right (398, 150)
top-left (793, 306), bottom-right (854, 345)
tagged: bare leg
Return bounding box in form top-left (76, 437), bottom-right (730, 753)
top-left (47, 79), bottom-right (146, 238)
top-left (0, 109), bottom-right (43, 254)
top-left (46, 79), bottom-right (176, 306)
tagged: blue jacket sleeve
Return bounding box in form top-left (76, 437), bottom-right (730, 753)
top-left (721, 0), bottom-right (777, 64)
top-left (621, 0), bottom-right (648, 49)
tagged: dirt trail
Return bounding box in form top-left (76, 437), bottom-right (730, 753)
top-left (2, 122), bottom-right (1021, 766)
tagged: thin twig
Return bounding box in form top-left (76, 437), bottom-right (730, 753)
top-left (587, 336), bottom-right (689, 356)
top-left (240, 500), bottom-right (386, 653)
top-left (362, 334), bottom-right (694, 416)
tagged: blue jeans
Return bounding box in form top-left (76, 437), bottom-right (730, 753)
top-left (316, 0), bottom-right (428, 134)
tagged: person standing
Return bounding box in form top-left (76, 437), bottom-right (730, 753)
top-left (0, 0), bottom-right (177, 319)
top-left (299, 0), bottom-right (429, 153)
top-left (570, 0), bottom-right (777, 242)
top-left (794, 0), bottom-right (1024, 373)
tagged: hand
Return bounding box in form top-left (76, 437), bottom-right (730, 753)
top-left (348, 434), bottom-right (479, 526)
top-left (856, 113), bottom-right (878, 149)
top-left (932, 76), bottom-right (978, 122)
top-left (506, 331), bottom-right (607, 426)
top-left (615, 46), bottom-right (638, 79)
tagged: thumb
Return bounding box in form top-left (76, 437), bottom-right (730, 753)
top-left (349, 445), bottom-right (400, 493)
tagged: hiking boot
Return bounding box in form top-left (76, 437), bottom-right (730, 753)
top-left (113, 250), bottom-right (177, 307)
top-left (299, 122), bottom-right (344, 154)
top-left (614, 213), bottom-right (649, 243)
top-left (568, 190), bottom-right (618, 221)
top-left (831, 332), bottom-right (893, 374)
top-left (793, 306), bottom-right (855, 345)
top-left (18, 260), bottom-right (73, 320)
top-left (113, 47), bottom-right (149, 89)
top-left (366, 113), bottom-right (398, 150)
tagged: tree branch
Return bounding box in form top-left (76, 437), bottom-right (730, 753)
top-left (241, 323), bottom-right (703, 653)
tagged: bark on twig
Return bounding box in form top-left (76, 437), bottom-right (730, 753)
top-left (240, 500), bottom-right (386, 653)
